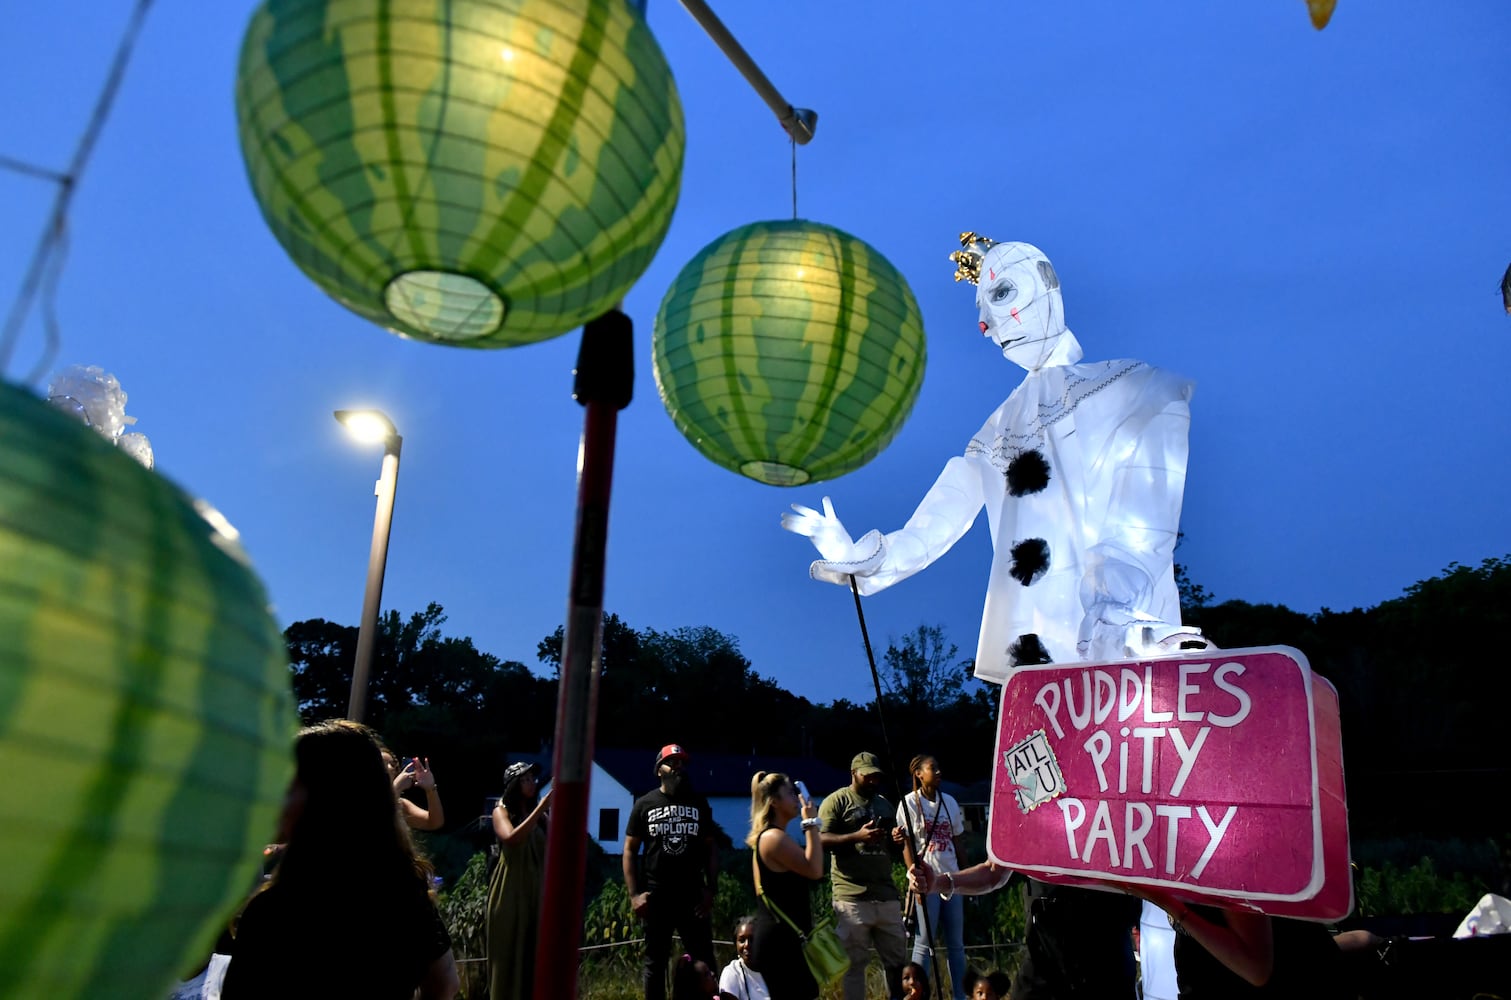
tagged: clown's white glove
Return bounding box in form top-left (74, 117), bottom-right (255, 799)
top-left (1077, 605), bottom-right (1209, 661)
top-left (1077, 602), bottom-right (1140, 661)
top-left (781, 497), bottom-right (885, 583)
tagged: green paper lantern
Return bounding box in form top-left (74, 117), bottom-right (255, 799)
top-left (235, 0), bottom-right (684, 347)
top-left (0, 382), bottom-right (297, 998)
top-left (653, 219), bottom-right (927, 486)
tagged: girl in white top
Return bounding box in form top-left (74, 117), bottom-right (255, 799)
top-left (718, 915), bottom-right (771, 1000)
top-left (897, 755), bottom-right (968, 1000)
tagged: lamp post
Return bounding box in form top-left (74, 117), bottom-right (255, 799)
top-left (334, 408), bottom-right (402, 723)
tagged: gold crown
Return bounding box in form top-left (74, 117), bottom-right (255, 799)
top-left (949, 231), bottom-right (997, 284)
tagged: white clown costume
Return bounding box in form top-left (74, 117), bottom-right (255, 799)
top-left (783, 237), bottom-right (1195, 683)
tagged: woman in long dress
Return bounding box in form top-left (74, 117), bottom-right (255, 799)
top-left (486, 761), bottom-right (551, 1000)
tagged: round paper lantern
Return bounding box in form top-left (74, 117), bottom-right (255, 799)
top-left (235, 0), bottom-right (684, 347)
top-left (0, 382), bottom-right (297, 996)
top-left (653, 219), bottom-right (927, 486)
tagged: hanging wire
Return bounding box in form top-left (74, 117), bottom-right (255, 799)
top-left (0, 154), bottom-right (70, 185)
top-left (29, 228), bottom-right (72, 386)
top-left (0, 0), bottom-right (156, 380)
top-left (790, 133), bottom-right (799, 220)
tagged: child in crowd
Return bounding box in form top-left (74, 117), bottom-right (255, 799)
top-left (902, 960), bottom-right (932, 1000)
top-left (718, 916), bottom-right (770, 1000)
top-left (962, 968), bottom-right (1010, 1000)
top-left (672, 953), bottom-right (736, 1000)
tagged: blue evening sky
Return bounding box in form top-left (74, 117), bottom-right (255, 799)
top-left (3, 1), bottom-right (1508, 706)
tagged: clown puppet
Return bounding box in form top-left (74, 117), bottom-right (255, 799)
top-left (783, 234), bottom-right (1196, 682)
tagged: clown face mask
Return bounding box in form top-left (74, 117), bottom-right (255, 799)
top-left (976, 242), bottom-right (1067, 370)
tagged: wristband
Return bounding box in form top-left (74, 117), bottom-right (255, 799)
top-left (801, 817), bottom-right (820, 830)
top-left (940, 871), bottom-right (955, 899)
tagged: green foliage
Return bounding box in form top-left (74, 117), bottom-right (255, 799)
top-left (1179, 555), bottom-right (1511, 842)
top-left (539, 614), bottom-right (828, 759)
top-left (987, 877), bottom-right (1027, 943)
top-left (582, 877), bottom-right (637, 948)
top-left (436, 852), bottom-right (490, 957)
top-left (883, 625), bottom-right (968, 711)
top-left (1174, 532), bottom-right (1211, 612)
top-left (435, 852), bottom-right (491, 1000)
top-left (870, 625), bottom-right (1000, 783)
top-left (576, 874), bottom-right (753, 1000)
top-left (1354, 856), bottom-right (1487, 917)
top-left (712, 869), bottom-right (758, 944)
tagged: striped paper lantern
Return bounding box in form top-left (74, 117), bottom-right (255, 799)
top-left (653, 220), bottom-right (927, 485)
top-left (0, 382), bottom-right (297, 997)
top-left (235, 0), bottom-right (684, 347)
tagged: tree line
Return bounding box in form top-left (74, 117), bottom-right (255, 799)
top-left (284, 555), bottom-right (1511, 870)
top-left (284, 606), bottom-right (999, 842)
top-left (1180, 555), bottom-right (1511, 842)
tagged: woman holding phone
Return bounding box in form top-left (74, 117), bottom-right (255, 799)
top-left (747, 772), bottom-right (824, 999)
top-left (380, 743), bottom-right (445, 831)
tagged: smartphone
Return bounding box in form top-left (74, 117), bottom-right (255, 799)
top-left (794, 780), bottom-right (810, 802)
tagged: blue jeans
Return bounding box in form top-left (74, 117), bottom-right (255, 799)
top-left (912, 890), bottom-right (967, 1000)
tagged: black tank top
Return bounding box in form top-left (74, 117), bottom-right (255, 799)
top-left (755, 829), bottom-right (812, 934)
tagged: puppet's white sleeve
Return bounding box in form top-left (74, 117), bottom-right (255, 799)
top-left (1077, 381), bottom-right (1193, 657)
top-left (809, 454), bottom-right (991, 596)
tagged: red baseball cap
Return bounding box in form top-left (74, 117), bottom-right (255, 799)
top-left (655, 743), bottom-right (688, 771)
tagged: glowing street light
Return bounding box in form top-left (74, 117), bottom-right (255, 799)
top-left (334, 408), bottom-right (402, 723)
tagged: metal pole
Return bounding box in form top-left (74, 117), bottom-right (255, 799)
top-left (347, 436), bottom-right (401, 723)
top-left (533, 309), bottom-right (634, 1000)
top-left (677, 0), bottom-right (818, 144)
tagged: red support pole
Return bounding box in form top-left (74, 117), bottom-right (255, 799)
top-left (533, 310), bottom-right (633, 1000)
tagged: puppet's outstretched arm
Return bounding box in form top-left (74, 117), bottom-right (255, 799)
top-left (782, 455), bottom-right (989, 596)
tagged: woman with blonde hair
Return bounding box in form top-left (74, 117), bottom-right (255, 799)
top-left (745, 771), bottom-right (824, 999)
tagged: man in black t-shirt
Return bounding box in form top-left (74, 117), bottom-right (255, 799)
top-left (623, 743), bottom-right (718, 1000)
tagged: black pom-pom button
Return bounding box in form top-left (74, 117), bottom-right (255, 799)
top-left (1006, 448), bottom-right (1051, 497)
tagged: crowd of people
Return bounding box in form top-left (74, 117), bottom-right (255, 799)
top-left (173, 726), bottom-right (1382, 1000)
top-left (628, 744), bottom-right (1377, 1000)
top-left (625, 746), bottom-right (1070, 1000)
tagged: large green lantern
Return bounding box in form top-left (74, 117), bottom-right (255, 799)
top-left (653, 219), bottom-right (927, 486)
top-left (235, 0), bottom-right (684, 347)
top-left (0, 382), bottom-right (297, 997)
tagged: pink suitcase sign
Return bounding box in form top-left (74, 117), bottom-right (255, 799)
top-left (988, 646), bottom-right (1351, 919)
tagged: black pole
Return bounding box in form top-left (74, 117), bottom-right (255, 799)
top-left (848, 576), bottom-right (948, 1000)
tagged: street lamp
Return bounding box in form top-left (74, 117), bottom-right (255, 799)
top-left (334, 408), bottom-right (402, 723)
